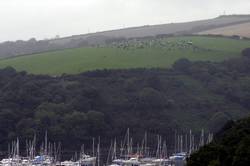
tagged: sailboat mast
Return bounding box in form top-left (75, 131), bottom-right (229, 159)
top-left (92, 138), bottom-right (95, 157)
top-left (45, 131), bottom-right (48, 155)
top-left (97, 137), bottom-right (100, 166)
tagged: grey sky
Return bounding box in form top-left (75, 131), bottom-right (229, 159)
top-left (0, 0), bottom-right (249, 42)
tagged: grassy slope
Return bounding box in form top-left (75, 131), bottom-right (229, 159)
top-left (0, 36), bottom-right (250, 75)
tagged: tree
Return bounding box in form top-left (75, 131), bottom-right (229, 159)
top-left (232, 137), bottom-right (250, 166)
top-left (86, 111), bottom-right (107, 136)
top-left (242, 48), bottom-right (250, 58)
top-left (173, 58), bottom-right (191, 72)
top-left (187, 117), bottom-right (250, 166)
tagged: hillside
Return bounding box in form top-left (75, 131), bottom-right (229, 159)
top-left (0, 15), bottom-right (250, 59)
top-left (0, 36), bottom-right (250, 75)
top-left (187, 116), bottom-right (250, 166)
top-left (198, 22), bottom-right (250, 37)
top-left (1, 53), bottom-right (250, 153)
top-left (50, 15), bottom-right (250, 46)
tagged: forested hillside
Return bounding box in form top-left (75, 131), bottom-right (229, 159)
top-left (187, 49), bottom-right (250, 166)
top-left (1, 51), bottom-right (250, 153)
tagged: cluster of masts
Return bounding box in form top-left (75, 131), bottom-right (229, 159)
top-left (0, 129), bottom-right (213, 166)
top-left (174, 129), bottom-right (213, 155)
top-left (3, 131), bottom-right (65, 166)
top-left (105, 129), bottom-right (213, 166)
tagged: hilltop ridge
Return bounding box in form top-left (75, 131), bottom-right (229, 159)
top-left (1, 15), bottom-right (250, 59)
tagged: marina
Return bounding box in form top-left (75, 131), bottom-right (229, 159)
top-left (0, 129), bottom-right (213, 166)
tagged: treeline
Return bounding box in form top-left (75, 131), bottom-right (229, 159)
top-left (0, 38), bottom-right (57, 58)
top-left (1, 34), bottom-right (249, 59)
top-left (0, 38), bottom-right (91, 59)
top-left (0, 35), bottom-right (170, 58)
top-left (1, 50), bottom-right (250, 153)
top-left (187, 116), bottom-right (250, 166)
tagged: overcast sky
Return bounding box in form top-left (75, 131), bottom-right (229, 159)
top-left (0, 0), bottom-right (249, 42)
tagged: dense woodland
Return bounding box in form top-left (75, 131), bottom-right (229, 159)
top-left (0, 49), bottom-right (250, 154)
top-left (187, 116), bottom-right (250, 166)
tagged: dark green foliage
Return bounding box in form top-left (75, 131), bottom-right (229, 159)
top-left (172, 58), bottom-right (191, 72)
top-left (187, 144), bottom-right (225, 166)
top-left (1, 55), bottom-right (250, 153)
top-left (232, 137), bottom-right (250, 166)
top-left (187, 117), bottom-right (250, 166)
top-left (242, 48), bottom-right (250, 58)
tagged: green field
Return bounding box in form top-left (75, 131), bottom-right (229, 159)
top-left (0, 36), bottom-right (249, 75)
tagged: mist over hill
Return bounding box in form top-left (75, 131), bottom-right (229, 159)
top-left (50, 15), bottom-right (250, 45)
top-left (0, 15), bottom-right (250, 59)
